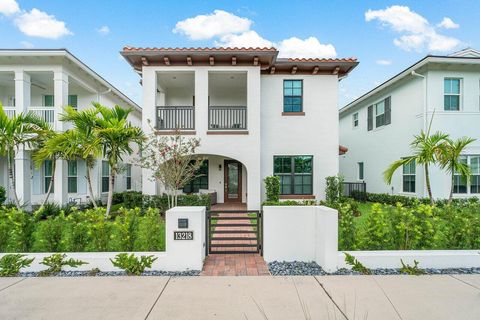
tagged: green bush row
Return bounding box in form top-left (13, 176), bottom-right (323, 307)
top-left (112, 191), bottom-right (211, 212)
top-left (339, 202), bottom-right (480, 251)
top-left (0, 206), bottom-right (165, 253)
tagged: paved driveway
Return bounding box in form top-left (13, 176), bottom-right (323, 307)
top-left (1, 275), bottom-right (479, 319)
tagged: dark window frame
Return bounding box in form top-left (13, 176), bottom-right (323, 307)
top-left (101, 161), bottom-right (110, 193)
top-left (283, 80), bottom-right (303, 113)
top-left (273, 155), bottom-right (313, 195)
top-left (402, 159), bottom-right (416, 193)
top-left (358, 162), bottom-right (364, 180)
top-left (67, 160), bottom-right (77, 193)
top-left (126, 164), bottom-right (132, 190)
top-left (183, 160), bottom-right (209, 193)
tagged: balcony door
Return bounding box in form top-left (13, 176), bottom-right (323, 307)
top-left (224, 160), bottom-right (242, 203)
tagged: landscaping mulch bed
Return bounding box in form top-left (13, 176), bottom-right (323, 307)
top-left (18, 270), bottom-right (201, 277)
top-left (268, 261), bottom-right (480, 276)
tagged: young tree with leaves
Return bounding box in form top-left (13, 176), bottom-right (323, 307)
top-left (140, 124), bottom-right (204, 208)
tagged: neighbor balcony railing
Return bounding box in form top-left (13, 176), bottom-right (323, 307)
top-left (156, 106), bottom-right (195, 130)
top-left (3, 106), bottom-right (15, 118)
top-left (28, 106), bottom-right (55, 125)
top-left (208, 106), bottom-right (247, 130)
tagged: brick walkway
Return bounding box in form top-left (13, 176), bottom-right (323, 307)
top-left (200, 254), bottom-right (270, 276)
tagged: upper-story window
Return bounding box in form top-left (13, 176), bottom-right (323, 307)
top-left (353, 112), bottom-right (359, 127)
top-left (444, 78), bottom-right (461, 111)
top-left (367, 96), bottom-right (391, 131)
top-left (283, 80), bottom-right (303, 112)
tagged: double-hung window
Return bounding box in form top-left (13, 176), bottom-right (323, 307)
top-left (470, 156), bottom-right (480, 194)
top-left (283, 80), bottom-right (303, 112)
top-left (126, 164), bottom-right (132, 190)
top-left (353, 112), bottom-right (359, 127)
top-left (453, 156), bottom-right (468, 194)
top-left (274, 156), bottom-right (313, 195)
top-left (67, 160), bottom-right (77, 193)
top-left (453, 155), bottom-right (480, 194)
top-left (102, 161), bottom-right (110, 193)
top-left (402, 160), bottom-right (416, 193)
top-left (444, 78), bottom-right (461, 111)
top-left (44, 160), bottom-right (53, 193)
top-left (183, 161), bottom-right (209, 193)
top-left (367, 96), bottom-right (391, 131)
top-left (68, 95), bottom-right (78, 110)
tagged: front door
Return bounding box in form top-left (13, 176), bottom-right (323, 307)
top-left (224, 160), bottom-right (242, 203)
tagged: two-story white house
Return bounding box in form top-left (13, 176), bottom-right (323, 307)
top-left (339, 48), bottom-right (480, 199)
top-left (0, 49), bottom-right (142, 207)
top-left (121, 47), bottom-right (358, 209)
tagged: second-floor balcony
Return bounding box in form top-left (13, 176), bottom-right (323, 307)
top-left (155, 105), bottom-right (248, 131)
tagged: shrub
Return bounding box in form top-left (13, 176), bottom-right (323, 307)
top-left (0, 254), bottom-right (34, 276)
top-left (62, 209), bottom-right (90, 252)
top-left (110, 253), bottom-right (157, 275)
top-left (39, 253), bottom-right (87, 276)
top-left (400, 259), bottom-right (425, 275)
top-left (358, 203), bottom-right (394, 250)
top-left (0, 186), bottom-right (6, 205)
top-left (110, 208), bottom-right (140, 251)
top-left (264, 176), bottom-right (280, 202)
top-left (134, 208), bottom-right (165, 251)
top-left (338, 202), bottom-right (356, 250)
top-left (2, 207), bottom-right (33, 252)
top-left (325, 175), bottom-right (344, 205)
top-left (262, 200), bottom-right (318, 206)
top-left (344, 252), bottom-right (371, 275)
top-left (32, 214), bottom-right (67, 252)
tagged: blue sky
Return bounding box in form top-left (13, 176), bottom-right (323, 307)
top-left (0, 0), bottom-right (479, 106)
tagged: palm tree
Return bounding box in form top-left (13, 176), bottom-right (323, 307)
top-left (0, 104), bottom-right (49, 209)
top-left (59, 106), bottom-right (102, 208)
top-left (437, 137), bottom-right (476, 204)
top-left (384, 131), bottom-right (449, 205)
top-left (91, 103), bottom-right (144, 217)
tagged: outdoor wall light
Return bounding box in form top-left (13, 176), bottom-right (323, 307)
top-left (218, 164), bottom-right (222, 171)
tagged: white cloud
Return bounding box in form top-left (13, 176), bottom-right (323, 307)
top-left (437, 17), bottom-right (459, 29)
top-left (174, 10), bottom-right (338, 58)
top-left (0, 0), bottom-right (20, 16)
top-left (365, 5), bottom-right (461, 52)
top-left (277, 37), bottom-right (336, 58)
top-left (215, 30), bottom-right (273, 48)
top-left (376, 59), bottom-right (392, 65)
top-left (14, 8), bottom-right (72, 39)
top-left (20, 40), bottom-right (34, 48)
top-left (173, 9), bottom-right (252, 40)
top-left (97, 25), bottom-right (110, 35)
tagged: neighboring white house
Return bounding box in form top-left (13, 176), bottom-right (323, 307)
top-left (0, 49), bottom-right (142, 207)
top-left (121, 47), bottom-right (358, 209)
top-left (339, 48), bottom-right (480, 199)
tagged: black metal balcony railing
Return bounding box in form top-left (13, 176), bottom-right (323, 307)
top-left (208, 106), bottom-right (247, 130)
top-left (156, 106), bottom-right (195, 130)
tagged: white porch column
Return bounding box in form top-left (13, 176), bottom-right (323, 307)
top-left (194, 69), bottom-right (208, 134)
top-left (53, 71), bottom-right (69, 204)
top-left (54, 70), bottom-right (69, 131)
top-left (14, 149), bottom-right (31, 207)
top-left (14, 71), bottom-right (30, 113)
top-left (142, 68), bottom-right (157, 195)
top-left (14, 71), bottom-right (31, 207)
top-left (246, 68), bottom-right (261, 210)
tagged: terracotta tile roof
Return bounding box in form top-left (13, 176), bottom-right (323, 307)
top-left (286, 57), bottom-right (358, 62)
top-left (122, 46), bottom-right (277, 52)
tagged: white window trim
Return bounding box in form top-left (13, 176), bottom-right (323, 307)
top-left (444, 77), bottom-right (462, 111)
top-left (402, 160), bottom-right (416, 194)
top-left (453, 155), bottom-right (480, 195)
top-left (357, 162), bottom-right (364, 181)
top-left (352, 112), bottom-right (359, 128)
top-left (101, 160), bottom-right (110, 194)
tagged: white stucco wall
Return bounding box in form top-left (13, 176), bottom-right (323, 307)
top-left (261, 74), bottom-right (340, 201)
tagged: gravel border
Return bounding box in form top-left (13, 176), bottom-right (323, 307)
top-left (268, 261), bottom-right (480, 276)
top-left (17, 270), bottom-right (201, 277)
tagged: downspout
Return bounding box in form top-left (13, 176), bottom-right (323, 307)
top-left (411, 71), bottom-right (427, 132)
top-left (411, 70), bottom-right (428, 199)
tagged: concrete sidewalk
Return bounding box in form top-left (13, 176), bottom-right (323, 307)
top-left (0, 275), bottom-right (479, 319)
